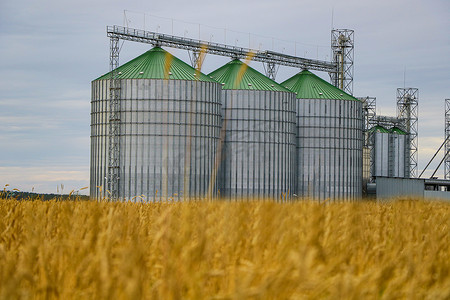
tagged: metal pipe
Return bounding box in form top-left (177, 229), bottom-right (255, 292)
top-left (430, 149), bottom-right (450, 179)
top-left (419, 135), bottom-right (450, 178)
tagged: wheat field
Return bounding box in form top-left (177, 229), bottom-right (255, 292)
top-left (0, 197), bottom-right (449, 299)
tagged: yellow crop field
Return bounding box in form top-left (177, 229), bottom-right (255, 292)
top-left (0, 198), bottom-right (449, 299)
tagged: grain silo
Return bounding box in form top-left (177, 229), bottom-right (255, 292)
top-left (390, 126), bottom-right (410, 178)
top-left (371, 125), bottom-right (390, 177)
top-left (208, 59), bottom-right (297, 198)
top-left (282, 70), bottom-right (363, 199)
top-left (90, 47), bottom-right (222, 200)
top-left (370, 125), bottom-right (410, 179)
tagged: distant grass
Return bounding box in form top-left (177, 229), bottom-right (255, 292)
top-left (0, 190), bottom-right (90, 201)
top-left (0, 197), bottom-right (449, 299)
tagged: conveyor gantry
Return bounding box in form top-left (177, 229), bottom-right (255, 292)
top-left (107, 25), bottom-right (337, 74)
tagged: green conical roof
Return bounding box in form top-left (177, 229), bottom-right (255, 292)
top-left (390, 126), bottom-right (408, 135)
top-left (208, 59), bottom-right (291, 91)
top-left (94, 47), bottom-right (216, 82)
top-left (281, 70), bottom-right (359, 101)
top-left (370, 125), bottom-right (390, 133)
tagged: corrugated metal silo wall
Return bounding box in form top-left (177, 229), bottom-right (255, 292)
top-left (371, 132), bottom-right (410, 179)
top-left (404, 134), bottom-right (411, 178)
top-left (373, 131), bottom-right (389, 177)
top-left (391, 134), bottom-right (406, 177)
top-left (90, 79), bottom-right (222, 200)
top-left (218, 90), bottom-right (297, 198)
top-left (297, 98), bottom-right (363, 199)
top-left (90, 82), bottom-right (108, 199)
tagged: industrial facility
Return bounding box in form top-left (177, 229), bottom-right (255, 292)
top-left (91, 25), bottom-right (450, 201)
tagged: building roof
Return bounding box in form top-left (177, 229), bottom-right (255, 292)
top-left (390, 126), bottom-right (408, 135)
top-left (94, 47), bottom-right (216, 82)
top-left (208, 59), bottom-right (291, 91)
top-left (370, 125), bottom-right (390, 133)
top-left (280, 70), bottom-right (359, 101)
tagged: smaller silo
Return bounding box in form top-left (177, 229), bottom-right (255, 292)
top-left (371, 125), bottom-right (390, 177)
top-left (208, 59), bottom-right (297, 198)
top-left (390, 126), bottom-right (410, 178)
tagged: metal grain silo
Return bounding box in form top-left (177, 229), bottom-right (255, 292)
top-left (208, 59), bottom-right (297, 198)
top-left (371, 125), bottom-right (390, 177)
top-left (390, 126), bottom-right (410, 178)
top-left (281, 70), bottom-right (363, 200)
top-left (91, 47), bottom-right (222, 200)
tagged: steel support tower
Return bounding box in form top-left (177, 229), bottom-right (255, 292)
top-left (263, 62), bottom-right (279, 80)
top-left (331, 29), bottom-right (354, 95)
top-left (397, 88), bottom-right (419, 178)
top-left (445, 99), bottom-right (450, 179)
top-left (107, 36), bottom-right (121, 199)
top-left (360, 97), bottom-right (377, 146)
top-left (359, 97), bottom-right (377, 181)
top-left (188, 50), bottom-right (201, 69)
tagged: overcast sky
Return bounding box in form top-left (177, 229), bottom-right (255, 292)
top-left (1, 0), bottom-right (449, 195)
